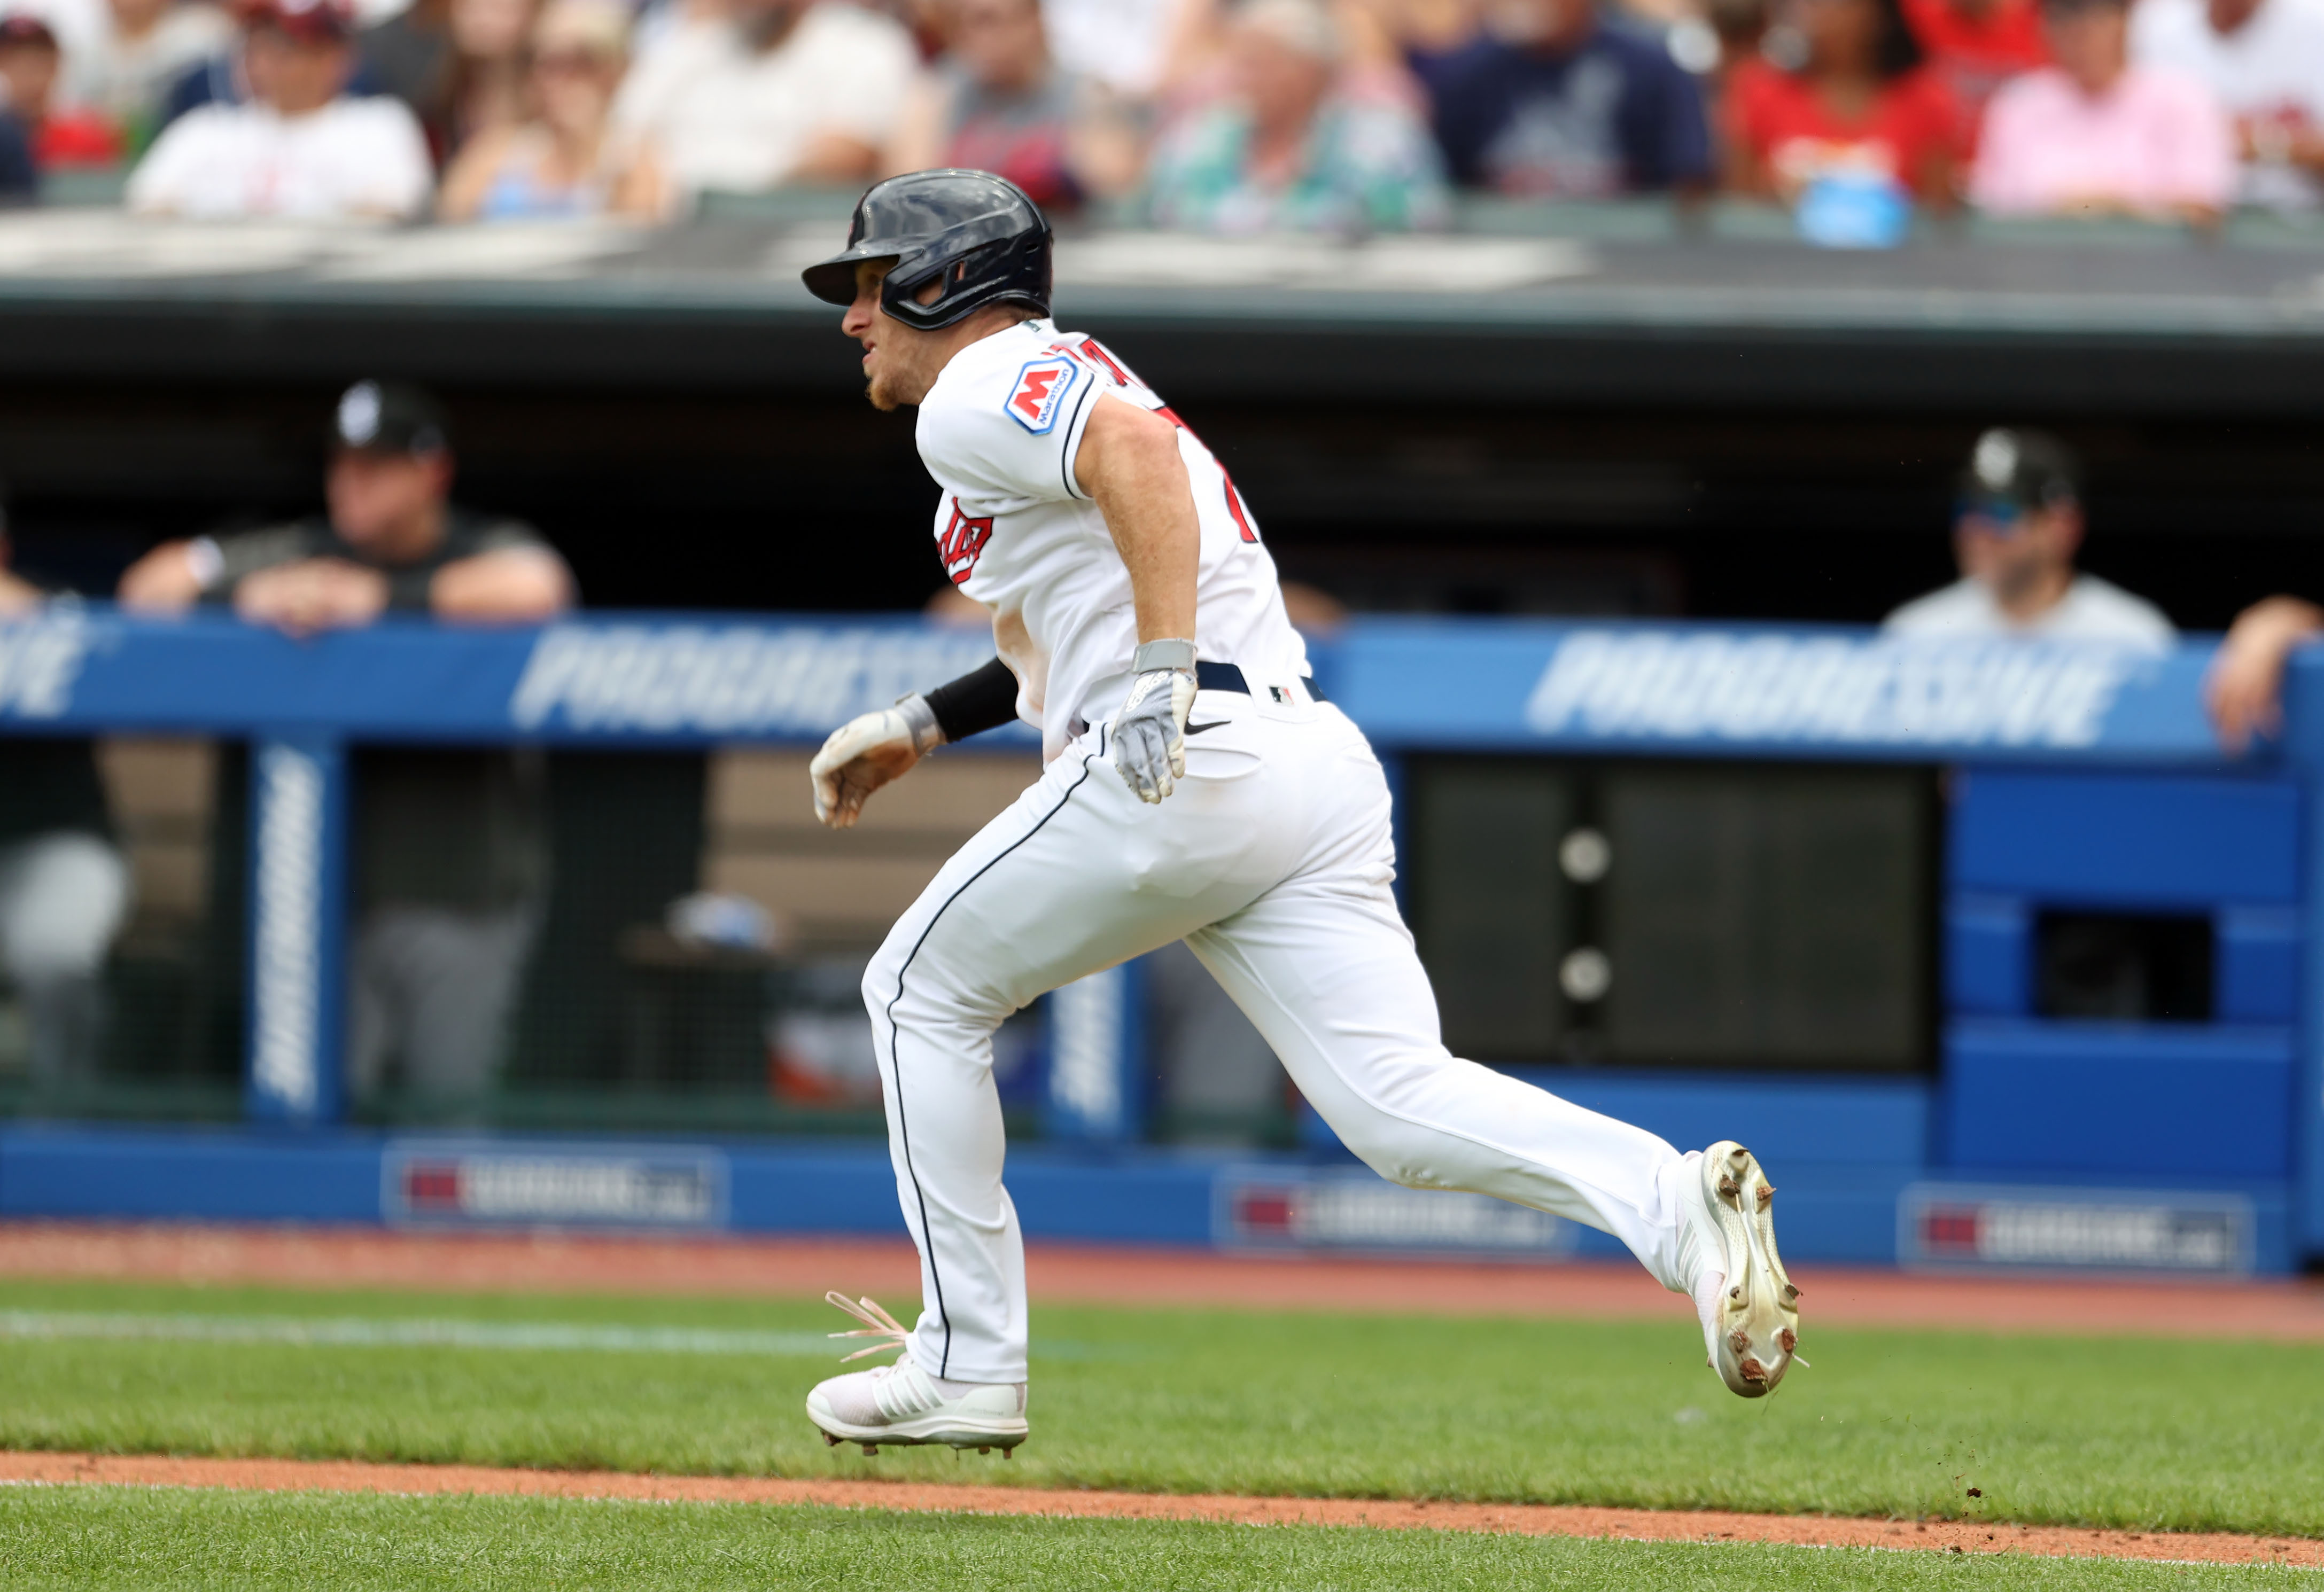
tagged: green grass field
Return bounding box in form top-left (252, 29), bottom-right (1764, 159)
top-left (1, 1275), bottom-right (2320, 1550)
top-left (2, 1485), bottom-right (2314, 1591)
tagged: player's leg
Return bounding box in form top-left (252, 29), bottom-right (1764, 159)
top-left (394, 903), bottom-right (538, 1124)
top-left (1186, 709), bottom-right (1800, 1396)
top-left (1186, 883), bottom-right (1693, 1278)
top-left (812, 728), bottom-right (1287, 1446)
top-left (346, 909), bottom-right (401, 1106)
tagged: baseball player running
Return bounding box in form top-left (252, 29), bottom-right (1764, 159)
top-left (798, 171), bottom-right (1801, 1455)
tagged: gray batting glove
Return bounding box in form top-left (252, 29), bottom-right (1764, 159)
top-left (1110, 638), bottom-right (1198, 803)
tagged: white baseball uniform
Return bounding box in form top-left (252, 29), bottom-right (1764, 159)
top-left (869, 318), bottom-right (1699, 1383)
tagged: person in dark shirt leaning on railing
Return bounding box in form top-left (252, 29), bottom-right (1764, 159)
top-left (119, 380), bottom-right (574, 1125)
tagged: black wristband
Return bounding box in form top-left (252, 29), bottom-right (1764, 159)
top-left (924, 657), bottom-right (1019, 744)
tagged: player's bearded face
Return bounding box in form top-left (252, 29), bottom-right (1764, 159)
top-left (844, 261), bottom-right (946, 412)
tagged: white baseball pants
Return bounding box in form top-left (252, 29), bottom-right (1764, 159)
top-left (864, 683), bottom-right (1697, 1384)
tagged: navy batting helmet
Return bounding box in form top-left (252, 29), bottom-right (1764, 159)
top-left (801, 169), bottom-right (1052, 332)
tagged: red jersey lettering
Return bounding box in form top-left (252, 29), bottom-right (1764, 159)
top-left (938, 500), bottom-right (994, 585)
top-left (1055, 335), bottom-right (1136, 387)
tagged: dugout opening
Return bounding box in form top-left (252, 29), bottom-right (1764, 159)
top-left (1404, 756), bottom-right (1940, 1074)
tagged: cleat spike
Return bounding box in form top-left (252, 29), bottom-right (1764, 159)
top-left (978, 1446), bottom-right (991, 1455)
top-left (1757, 1184), bottom-right (1774, 1207)
top-left (1778, 1328), bottom-right (1798, 1354)
top-left (1738, 1357), bottom-right (1767, 1384)
top-left (1729, 1328), bottom-right (1751, 1353)
top-left (821, 1431), bottom-right (841, 1448)
top-left (861, 1444), bottom-right (879, 1456)
top-left (1003, 1445), bottom-right (1014, 1460)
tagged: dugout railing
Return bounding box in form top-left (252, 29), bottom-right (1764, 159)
top-left (0, 607), bottom-right (2313, 1275)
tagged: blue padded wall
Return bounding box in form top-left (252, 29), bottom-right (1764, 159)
top-left (1942, 1020), bottom-right (2295, 1179)
top-left (1952, 771), bottom-right (2299, 907)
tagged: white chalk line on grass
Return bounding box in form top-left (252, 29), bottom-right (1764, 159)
top-left (0, 1310), bottom-right (1129, 1360)
top-left (0, 1310), bottom-right (838, 1355)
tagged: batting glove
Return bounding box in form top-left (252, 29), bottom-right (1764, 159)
top-left (1110, 638), bottom-right (1198, 804)
top-left (811, 694), bottom-right (942, 829)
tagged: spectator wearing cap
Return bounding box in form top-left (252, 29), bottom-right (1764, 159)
top-left (1142, 0), bottom-right (1449, 232)
top-left (2132, 0), bottom-right (2324, 212)
top-left (1969, 0), bottom-right (2234, 221)
top-left (884, 0), bottom-right (1127, 213)
top-left (0, 10), bottom-right (126, 175)
top-left (438, 0), bottom-right (662, 217)
top-left (1884, 427), bottom-right (2173, 646)
top-left (61, 0), bottom-right (232, 153)
top-left (119, 381), bottom-right (574, 1120)
top-left (126, 0), bottom-right (432, 217)
top-left (0, 478), bottom-right (131, 1099)
top-left (1723, 0), bottom-right (1961, 208)
top-left (608, 0), bottom-right (920, 208)
top-left (1413, 0), bottom-right (1712, 198)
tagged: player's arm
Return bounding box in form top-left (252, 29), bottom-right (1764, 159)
top-left (2208, 595), bottom-right (2324, 751)
top-left (1074, 394), bottom-right (1200, 803)
top-left (1076, 394), bottom-right (1198, 644)
top-left (116, 540), bottom-right (210, 613)
top-left (430, 545), bottom-right (574, 621)
top-left (810, 657), bottom-right (1019, 829)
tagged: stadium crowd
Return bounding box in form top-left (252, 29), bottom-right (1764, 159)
top-left (0, 0), bottom-right (2315, 229)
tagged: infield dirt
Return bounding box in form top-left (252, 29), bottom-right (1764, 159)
top-left (2, 1451), bottom-right (2318, 1568)
top-left (4, 1221), bottom-right (2322, 1341)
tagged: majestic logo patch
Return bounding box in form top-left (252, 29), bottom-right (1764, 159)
top-left (1006, 355), bottom-right (1079, 434)
top-left (938, 502), bottom-right (994, 586)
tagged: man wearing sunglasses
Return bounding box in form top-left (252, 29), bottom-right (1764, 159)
top-left (1884, 426), bottom-right (2173, 647)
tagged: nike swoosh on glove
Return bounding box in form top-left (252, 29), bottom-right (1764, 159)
top-left (1110, 666), bottom-right (1196, 803)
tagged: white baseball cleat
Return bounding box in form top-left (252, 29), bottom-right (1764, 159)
top-left (1679, 1141), bottom-right (1804, 1398)
top-left (804, 1293), bottom-right (1029, 1456)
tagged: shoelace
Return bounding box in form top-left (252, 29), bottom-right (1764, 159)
top-left (824, 1291), bottom-right (911, 1364)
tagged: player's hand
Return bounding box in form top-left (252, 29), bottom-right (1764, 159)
top-left (2207, 596), bottom-right (2324, 751)
top-left (234, 558), bottom-right (390, 638)
top-left (811, 696), bottom-right (942, 828)
top-left (1109, 664), bottom-right (1195, 804)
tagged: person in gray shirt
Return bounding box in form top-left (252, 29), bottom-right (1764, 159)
top-left (1884, 427), bottom-right (2173, 649)
top-left (120, 379), bottom-right (574, 1119)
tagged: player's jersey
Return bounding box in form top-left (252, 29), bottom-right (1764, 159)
top-left (915, 317), bottom-right (1311, 762)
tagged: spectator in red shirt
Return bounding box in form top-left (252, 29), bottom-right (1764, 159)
top-left (1724, 0), bottom-right (1960, 205)
top-left (1898, 0), bottom-right (2046, 147)
top-left (0, 12), bottom-right (126, 172)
